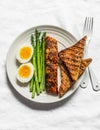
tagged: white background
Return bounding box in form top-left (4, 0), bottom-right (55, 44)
top-left (0, 0), bottom-right (100, 130)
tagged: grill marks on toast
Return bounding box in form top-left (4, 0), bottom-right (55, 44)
top-left (45, 36), bottom-right (58, 95)
top-left (59, 36), bottom-right (87, 81)
top-left (59, 58), bottom-right (92, 97)
top-left (59, 62), bottom-right (73, 97)
top-left (79, 58), bottom-right (92, 76)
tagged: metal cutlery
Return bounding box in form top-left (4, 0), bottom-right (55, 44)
top-left (80, 17), bottom-right (100, 91)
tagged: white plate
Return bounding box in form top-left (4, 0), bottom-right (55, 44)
top-left (6, 25), bottom-right (85, 104)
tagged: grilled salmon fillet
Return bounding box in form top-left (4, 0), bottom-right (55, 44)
top-left (59, 58), bottom-right (92, 97)
top-left (45, 36), bottom-right (58, 95)
top-left (59, 36), bottom-right (87, 81)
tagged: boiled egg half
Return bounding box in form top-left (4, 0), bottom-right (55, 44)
top-left (17, 63), bottom-right (34, 83)
top-left (16, 45), bottom-right (33, 63)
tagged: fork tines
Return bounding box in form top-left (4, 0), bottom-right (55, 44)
top-left (83, 17), bottom-right (94, 37)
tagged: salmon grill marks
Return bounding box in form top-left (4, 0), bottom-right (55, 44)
top-left (59, 58), bottom-right (92, 97)
top-left (46, 36), bottom-right (58, 64)
top-left (46, 64), bottom-right (57, 83)
top-left (45, 36), bottom-right (58, 95)
top-left (59, 36), bottom-right (87, 81)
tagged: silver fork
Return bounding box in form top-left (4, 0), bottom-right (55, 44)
top-left (80, 17), bottom-right (100, 91)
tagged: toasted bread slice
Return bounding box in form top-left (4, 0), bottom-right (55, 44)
top-left (59, 36), bottom-right (87, 81)
top-left (59, 58), bottom-right (92, 97)
top-left (59, 62), bottom-right (73, 97)
top-left (79, 58), bottom-right (92, 76)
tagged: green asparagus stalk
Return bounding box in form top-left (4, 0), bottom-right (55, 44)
top-left (35, 29), bottom-right (41, 83)
top-left (40, 41), bottom-right (43, 88)
top-left (42, 32), bottom-right (46, 90)
top-left (31, 34), bottom-right (34, 47)
top-left (30, 75), bottom-right (34, 92)
top-left (40, 32), bottom-right (46, 92)
top-left (40, 34), bottom-right (44, 92)
top-left (32, 80), bottom-right (35, 98)
top-left (33, 47), bottom-right (40, 95)
top-left (37, 39), bottom-right (41, 82)
top-left (29, 35), bottom-right (34, 92)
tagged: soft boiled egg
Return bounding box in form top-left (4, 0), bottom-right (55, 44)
top-left (17, 63), bottom-right (34, 83)
top-left (16, 44), bottom-right (33, 63)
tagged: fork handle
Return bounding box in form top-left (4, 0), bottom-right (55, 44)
top-left (80, 41), bottom-right (89, 89)
top-left (88, 66), bottom-right (100, 91)
top-left (80, 70), bottom-right (88, 88)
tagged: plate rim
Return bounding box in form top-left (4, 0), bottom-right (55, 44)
top-left (6, 25), bottom-right (85, 104)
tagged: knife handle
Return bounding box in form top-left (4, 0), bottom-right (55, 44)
top-left (88, 66), bottom-right (100, 91)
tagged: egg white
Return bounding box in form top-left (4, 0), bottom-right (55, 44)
top-left (16, 44), bottom-right (33, 63)
top-left (17, 63), bottom-right (34, 83)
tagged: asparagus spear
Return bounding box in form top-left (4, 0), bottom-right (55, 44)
top-left (31, 34), bottom-right (34, 47)
top-left (40, 32), bottom-right (46, 92)
top-left (35, 29), bottom-right (41, 83)
top-left (32, 80), bottom-right (35, 98)
top-left (42, 32), bottom-right (46, 90)
top-left (40, 34), bottom-right (44, 92)
top-left (33, 47), bottom-right (40, 95)
top-left (37, 39), bottom-right (41, 83)
top-left (30, 34), bottom-right (40, 96)
top-left (30, 75), bottom-right (34, 92)
top-left (29, 35), bottom-right (34, 92)
top-left (40, 39), bottom-right (43, 88)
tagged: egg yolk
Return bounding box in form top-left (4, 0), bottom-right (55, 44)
top-left (20, 47), bottom-right (32, 60)
top-left (18, 65), bottom-right (31, 78)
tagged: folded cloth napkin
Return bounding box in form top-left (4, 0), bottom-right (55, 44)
top-left (0, 0), bottom-right (100, 130)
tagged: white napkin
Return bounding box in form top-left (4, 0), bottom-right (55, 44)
top-left (0, 0), bottom-right (100, 130)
